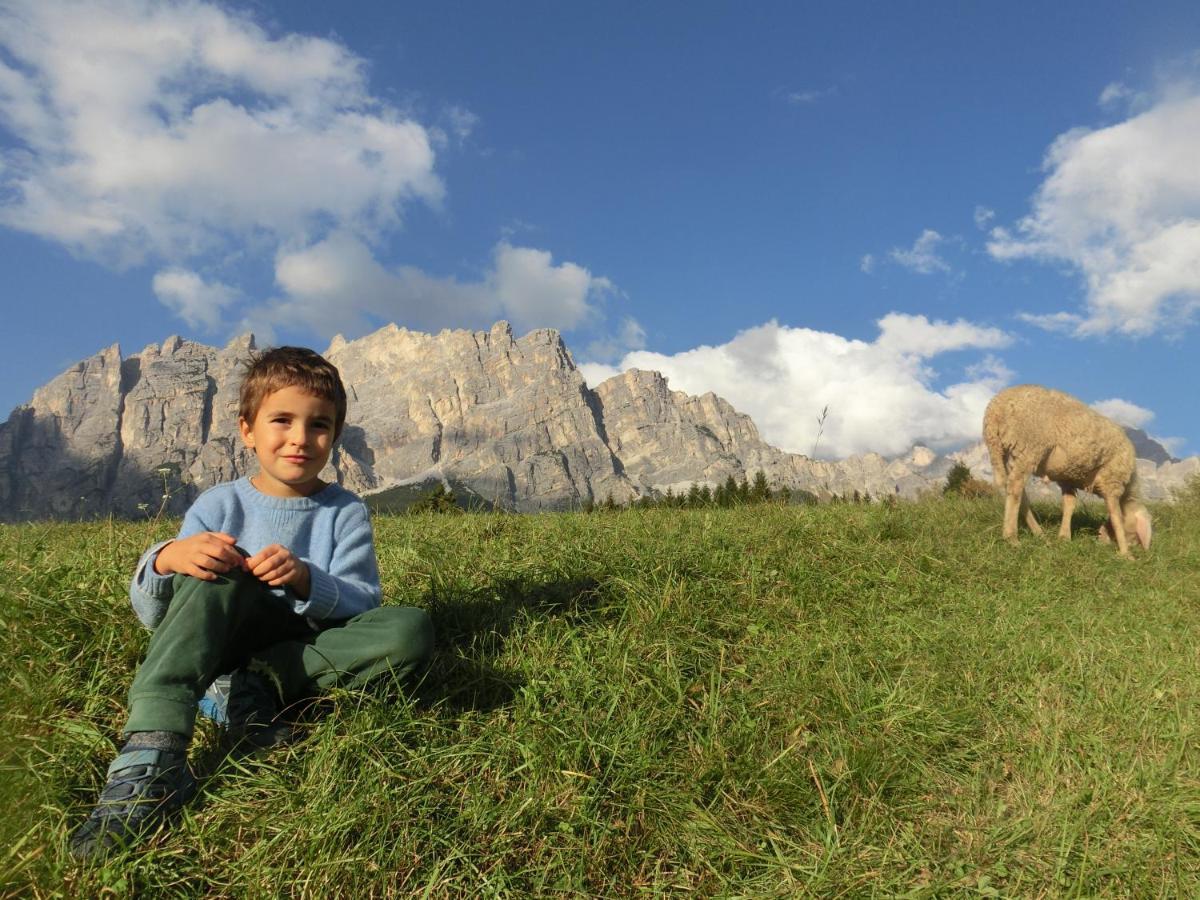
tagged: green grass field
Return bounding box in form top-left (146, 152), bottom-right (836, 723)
top-left (3, 492), bottom-right (1200, 897)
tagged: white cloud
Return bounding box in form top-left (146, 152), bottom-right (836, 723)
top-left (152, 268), bottom-right (237, 332)
top-left (785, 87), bottom-right (836, 105)
top-left (1015, 310), bottom-right (1084, 333)
top-left (989, 87), bottom-right (1200, 337)
top-left (0, 0), bottom-right (442, 266)
top-left (491, 243), bottom-right (612, 332)
top-left (1098, 81), bottom-right (1134, 108)
top-left (973, 206), bottom-right (995, 230)
top-left (859, 253), bottom-right (876, 274)
top-left (260, 232), bottom-right (614, 338)
top-left (890, 229), bottom-right (951, 274)
top-left (1091, 398), bottom-right (1154, 429)
top-left (440, 105), bottom-right (479, 144)
top-left (581, 314), bottom-right (1013, 458)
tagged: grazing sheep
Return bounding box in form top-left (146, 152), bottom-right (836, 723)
top-left (982, 385), bottom-right (1152, 557)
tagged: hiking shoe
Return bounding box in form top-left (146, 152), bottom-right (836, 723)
top-left (226, 667), bottom-right (296, 754)
top-left (197, 673), bottom-right (232, 726)
top-left (68, 746), bottom-right (196, 860)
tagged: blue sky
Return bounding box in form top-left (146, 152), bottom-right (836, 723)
top-left (2, 0), bottom-right (1199, 459)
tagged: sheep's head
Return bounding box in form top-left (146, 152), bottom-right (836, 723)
top-left (1098, 500), bottom-right (1152, 550)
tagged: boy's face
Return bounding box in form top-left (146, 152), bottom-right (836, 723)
top-left (239, 384), bottom-right (337, 498)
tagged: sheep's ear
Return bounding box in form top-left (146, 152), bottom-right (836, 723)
top-left (1135, 509), bottom-right (1152, 549)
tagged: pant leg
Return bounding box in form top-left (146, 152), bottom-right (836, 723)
top-left (124, 570), bottom-right (308, 737)
top-left (252, 606), bottom-right (434, 704)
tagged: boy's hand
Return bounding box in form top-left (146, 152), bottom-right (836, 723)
top-left (245, 544), bottom-right (311, 598)
top-left (154, 532), bottom-right (243, 580)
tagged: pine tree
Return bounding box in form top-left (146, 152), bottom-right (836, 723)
top-left (722, 474), bottom-right (739, 507)
top-left (944, 461), bottom-right (972, 495)
top-left (751, 470), bottom-right (770, 503)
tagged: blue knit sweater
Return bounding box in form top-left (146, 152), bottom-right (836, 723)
top-left (130, 477), bottom-right (381, 628)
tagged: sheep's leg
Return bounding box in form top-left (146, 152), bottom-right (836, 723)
top-left (1104, 493), bottom-right (1131, 557)
top-left (1022, 492), bottom-right (1043, 535)
top-left (1059, 489), bottom-right (1076, 539)
top-left (1003, 476), bottom-right (1028, 542)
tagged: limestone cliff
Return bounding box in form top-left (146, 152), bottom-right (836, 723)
top-left (1, 321), bottom-right (1195, 520)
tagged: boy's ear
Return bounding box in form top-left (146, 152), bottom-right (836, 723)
top-left (238, 417), bottom-right (255, 448)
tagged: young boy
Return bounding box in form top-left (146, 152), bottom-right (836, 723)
top-left (70, 346), bottom-right (434, 860)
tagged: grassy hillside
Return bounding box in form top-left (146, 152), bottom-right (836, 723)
top-left (2, 494), bottom-right (1199, 896)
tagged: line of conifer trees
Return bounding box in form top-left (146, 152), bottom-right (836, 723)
top-left (586, 471), bottom-right (827, 511)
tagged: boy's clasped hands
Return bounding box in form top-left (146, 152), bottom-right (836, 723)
top-left (153, 531), bottom-right (311, 598)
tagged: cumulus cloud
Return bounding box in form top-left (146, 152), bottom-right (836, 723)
top-left (579, 314), bottom-right (1013, 458)
top-left (0, 0), bottom-right (442, 266)
top-left (0, 0), bottom-right (623, 344)
top-left (1091, 398), bottom-right (1154, 429)
top-left (152, 268), bottom-right (237, 331)
top-left (890, 229), bottom-right (951, 274)
top-left (257, 232), bottom-right (614, 337)
top-left (989, 87), bottom-right (1200, 337)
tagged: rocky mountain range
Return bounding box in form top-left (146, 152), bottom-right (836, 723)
top-left (2, 321), bottom-right (1196, 521)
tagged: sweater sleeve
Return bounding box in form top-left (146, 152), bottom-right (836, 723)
top-left (128, 495), bottom-right (218, 628)
top-left (293, 504), bottom-right (382, 621)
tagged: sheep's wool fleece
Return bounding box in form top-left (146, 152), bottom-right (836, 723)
top-left (983, 385), bottom-right (1137, 496)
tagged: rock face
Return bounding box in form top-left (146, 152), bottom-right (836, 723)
top-left (1, 322), bottom-right (1196, 520)
top-left (0, 335), bottom-right (260, 520)
top-left (325, 322), bottom-right (634, 509)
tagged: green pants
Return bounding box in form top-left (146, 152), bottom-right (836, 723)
top-left (126, 569), bottom-right (434, 738)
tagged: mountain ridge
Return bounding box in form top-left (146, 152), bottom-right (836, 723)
top-left (1, 322), bottom-right (1195, 521)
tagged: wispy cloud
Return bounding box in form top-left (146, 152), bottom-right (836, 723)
top-left (1098, 81), bottom-right (1134, 108)
top-left (889, 229), bottom-right (952, 275)
top-left (579, 314), bottom-right (1013, 458)
top-left (584, 317), bottom-right (647, 363)
top-left (989, 83), bottom-right (1200, 337)
top-left (784, 86), bottom-right (837, 105)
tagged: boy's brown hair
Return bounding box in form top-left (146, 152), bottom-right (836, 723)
top-left (239, 346), bottom-right (348, 438)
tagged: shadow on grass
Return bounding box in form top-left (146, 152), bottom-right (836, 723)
top-left (1028, 500), bottom-right (1113, 536)
top-left (412, 576), bottom-right (605, 715)
top-left (63, 577), bottom-right (608, 845)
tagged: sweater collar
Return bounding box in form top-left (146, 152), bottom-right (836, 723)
top-left (235, 475), bottom-right (341, 510)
